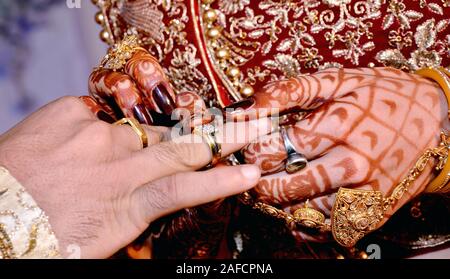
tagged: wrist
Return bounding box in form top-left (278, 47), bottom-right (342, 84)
top-left (415, 67), bottom-right (450, 193)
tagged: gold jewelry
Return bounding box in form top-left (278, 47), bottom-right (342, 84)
top-left (238, 192), bottom-right (330, 232)
top-left (332, 188), bottom-right (384, 247)
top-left (415, 67), bottom-right (450, 193)
top-left (237, 130), bottom-right (450, 247)
top-left (100, 34), bottom-right (142, 71)
top-left (114, 118), bottom-right (149, 149)
top-left (293, 200), bottom-right (326, 228)
top-left (192, 123), bottom-right (222, 168)
top-left (0, 223), bottom-right (15, 259)
top-left (332, 130), bottom-right (450, 247)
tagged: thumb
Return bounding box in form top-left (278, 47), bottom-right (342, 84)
top-left (132, 164), bottom-right (261, 223)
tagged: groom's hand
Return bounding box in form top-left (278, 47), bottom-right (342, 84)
top-left (0, 96), bottom-right (272, 258)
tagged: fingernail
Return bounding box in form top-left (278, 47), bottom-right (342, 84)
top-left (149, 110), bottom-right (179, 127)
top-left (224, 98), bottom-right (255, 113)
top-left (240, 165), bottom-right (261, 180)
top-left (97, 111), bottom-right (115, 124)
top-left (133, 104), bottom-right (153, 125)
top-left (131, 243), bottom-right (143, 251)
top-left (152, 84), bottom-right (176, 115)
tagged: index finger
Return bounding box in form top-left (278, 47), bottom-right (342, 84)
top-left (225, 68), bottom-right (371, 120)
top-left (129, 117), bottom-right (274, 185)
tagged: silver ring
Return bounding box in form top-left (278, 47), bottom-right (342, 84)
top-left (280, 126), bottom-right (308, 174)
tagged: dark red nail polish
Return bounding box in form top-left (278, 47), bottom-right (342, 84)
top-left (97, 111), bottom-right (115, 124)
top-left (150, 111), bottom-right (179, 127)
top-left (131, 242), bottom-right (143, 251)
top-left (224, 98), bottom-right (255, 112)
top-left (133, 104), bottom-right (153, 125)
top-left (152, 84), bottom-right (176, 115)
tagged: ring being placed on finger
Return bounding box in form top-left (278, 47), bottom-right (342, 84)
top-left (114, 118), bottom-right (149, 149)
top-left (100, 34), bottom-right (143, 71)
top-left (280, 126), bottom-right (308, 174)
top-left (192, 123), bottom-right (222, 168)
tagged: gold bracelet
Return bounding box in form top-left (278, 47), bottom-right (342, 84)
top-left (415, 67), bottom-right (450, 193)
top-left (235, 66), bottom-right (450, 248)
top-left (238, 130), bottom-right (450, 247)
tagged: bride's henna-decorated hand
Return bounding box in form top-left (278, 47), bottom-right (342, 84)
top-left (230, 67), bottom-right (449, 239)
top-left (86, 48), bottom-right (207, 125)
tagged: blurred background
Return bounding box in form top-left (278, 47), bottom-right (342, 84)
top-left (0, 0), bottom-right (106, 133)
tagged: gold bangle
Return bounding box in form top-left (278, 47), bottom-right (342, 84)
top-left (414, 67), bottom-right (450, 193)
top-left (114, 118), bottom-right (149, 149)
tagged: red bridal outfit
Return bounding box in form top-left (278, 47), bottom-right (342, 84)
top-left (91, 0), bottom-right (450, 258)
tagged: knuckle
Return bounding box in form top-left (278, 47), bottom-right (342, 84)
top-left (154, 142), bottom-right (199, 170)
top-left (346, 156), bottom-right (370, 184)
top-left (136, 184), bottom-right (172, 221)
top-left (150, 184), bottom-right (174, 210)
top-left (51, 96), bottom-right (89, 119)
top-left (82, 121), bottom-right (113, 147)
top-left (253, 179), bottom-right (277, 203)
top-left (166, 175), bottom-right (182, 206)
top-left (55, 96), bottom-right (83, 109)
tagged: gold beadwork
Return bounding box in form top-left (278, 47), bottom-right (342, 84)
top-left (99, 30), bottom-right (111, 43)
top-left (0, 223), bottom-right (15, 259)
top-left (293, 201), bottom-right (326, 228)
top-left (239, 84), bottom-right (255, 98)
top-left (207, 27), bottom-right (221, 39)
top-left (216, 48), bottom-right (231, 60)
top-left (100, 34), bottom-right (141, 71)
top-left (226, 67), bottom-right (241, 80)
top-left (203, 9), bottom-right (218, 23)
top-left (95, 11), bottom-right (105, 25)
top-left (93, 0), bottom-right (448, 107)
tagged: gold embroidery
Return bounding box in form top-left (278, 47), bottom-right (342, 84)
top-left (120, 0), bottom-right (165, 42)
top-left (388, 28), bottom-right (413, 49)
top-left (23, 223), bottom-right (38, 255)
top-left (382, 0), bottom-right (423, 30)
top-left (92, 0), bottom-right (449, 104)
top-left (93, 0), bottom-right (215, 103)
top-left (376, 18), bottom-right (447, 71)
top-left (0, 167), bottom-right (60, 258)
top-left (0, 223), bottom-right (15, 259)
top-left (219, 0), bottom-right (250, 14)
